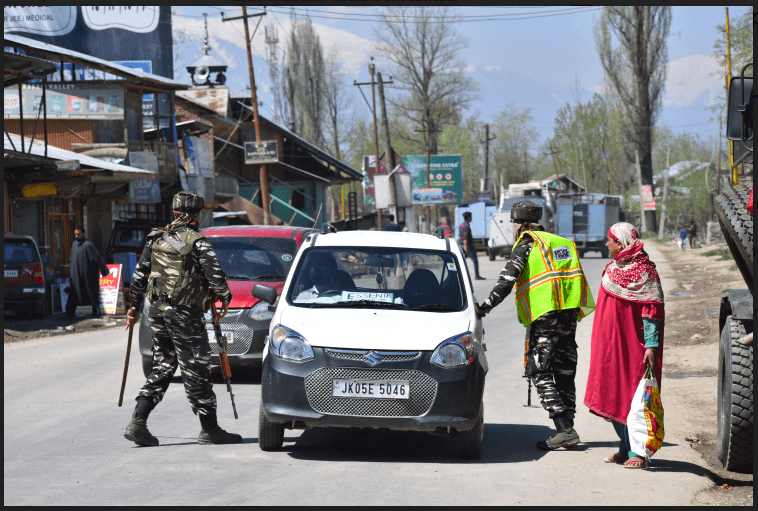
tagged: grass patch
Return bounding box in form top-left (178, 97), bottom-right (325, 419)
top-left (729, 264), bottom-right (738, 271)
top-left (640, 231), bottom-right (658, 239)
top-left (702, 248), bottom-right (733, 261)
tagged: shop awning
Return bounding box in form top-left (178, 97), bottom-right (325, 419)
top-left (4, 133), bottom-right (155, 180)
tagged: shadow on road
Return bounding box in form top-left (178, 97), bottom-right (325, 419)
top-left (646, 458), bottom-right (753, 487)
top-left (282, 423), bottom-right (555, 463)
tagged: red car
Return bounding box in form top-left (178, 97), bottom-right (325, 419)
top-left (138, 225), bottom-right (314, 376)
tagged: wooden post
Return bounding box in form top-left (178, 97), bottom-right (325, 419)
top-left (370, 59), bottom-right (381, 231)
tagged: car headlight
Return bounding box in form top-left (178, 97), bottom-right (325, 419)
top-left (430, 332), bottom-right (475, 368)
top-left (250, 299), bottom-right (275, 321)
top-left (269, 324), bottom-right (315, 362)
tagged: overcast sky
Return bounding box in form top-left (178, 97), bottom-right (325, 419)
top-left (172, 6), bottom-right (749, 145)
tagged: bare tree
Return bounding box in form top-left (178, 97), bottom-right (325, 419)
top-left (323, 50), bottom-right (352, 158)
top-left (595, 6), bottom-right (671, 230)
top-left (375, 6), bottom-right (478, 156)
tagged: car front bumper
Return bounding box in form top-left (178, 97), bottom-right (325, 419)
top-left (261, 346), bottom-right (486, 432)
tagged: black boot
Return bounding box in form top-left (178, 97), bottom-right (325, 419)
top-left (124, 412), bottom-right (159, 446)
top-left (536, 413), bottom-right (580, 450)
top-left (198, 412), bottom-right (242, 445)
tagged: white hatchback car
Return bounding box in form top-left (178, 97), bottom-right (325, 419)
top-left (253, 225), bottom-right (488, 459)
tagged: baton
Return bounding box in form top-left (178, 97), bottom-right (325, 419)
top-left (118, 319), bottom-right (134, 407)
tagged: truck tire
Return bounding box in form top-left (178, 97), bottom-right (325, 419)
top-left (488, 249), bottom-right (496, 261)
top-left (258, 401), bottom-right (284, 451)
top-left (717, 315), bottom-right (753, 473)
top-left (600, 246), bottom-right (610, 259)
top-left (715, 184), bottom-right (753, 293)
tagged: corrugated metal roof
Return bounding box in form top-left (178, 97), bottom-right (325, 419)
top-left (4, 132), bottom-right (155, 180)
top-left (4, 34), bottom-right (188, 89)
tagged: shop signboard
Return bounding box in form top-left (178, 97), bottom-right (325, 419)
top-left (4, 83), bottom-right (124, 120)
top-left (244, 140), bottom-right (279, 165)
top-left (128, 151), bottom-right (161, 203)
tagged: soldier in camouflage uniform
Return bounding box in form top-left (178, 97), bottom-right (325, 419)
top-left (123, 191), bottom-right (241, 446)
top-left (478, 201), bottom-right (594, 451)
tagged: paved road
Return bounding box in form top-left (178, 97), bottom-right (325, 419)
top-left (4, 247), bottom-right (712, 505)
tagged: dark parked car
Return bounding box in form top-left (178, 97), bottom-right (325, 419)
top-left (4, 234), bottom-right (48, 319)
top-left (138, 225), bottom-right (314, 377)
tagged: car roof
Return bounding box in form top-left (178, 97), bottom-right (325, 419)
top-left (202, 225), bottom-right (314, 239)
top-left (306, 230), bottom-right (450, 251)
top-left (4, 234), bottom-right (37, 244)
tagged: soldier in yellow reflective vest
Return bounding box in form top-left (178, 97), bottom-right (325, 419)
top-left (479, 201), bottom-right (595, 451)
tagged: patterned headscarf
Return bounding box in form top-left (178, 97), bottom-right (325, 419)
top-left (601, 223), bottom-right (664, 304)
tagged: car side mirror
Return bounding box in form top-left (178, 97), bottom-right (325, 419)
top-left (252, 283), bottom-right (277, 305)
top-left (726, 67), bottom-right (753, 143)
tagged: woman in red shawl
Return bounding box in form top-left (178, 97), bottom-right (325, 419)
top-left (584, 222), bottom-right (664, 469)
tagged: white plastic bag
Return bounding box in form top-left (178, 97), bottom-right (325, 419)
top-left (626, 367), bottom-right (665, 458)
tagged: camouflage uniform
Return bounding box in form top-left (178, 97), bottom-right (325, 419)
top-left (130, 223), bottom-right (232, 417)
top-left (479, 225), bottom-right (579, 420)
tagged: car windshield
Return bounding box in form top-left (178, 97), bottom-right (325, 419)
top-left (287, 247), bottom-right (466, 312)
top-left (4, 241), bottom-right (37, 263)
top-left (212, 237), bottom-right (298, 281)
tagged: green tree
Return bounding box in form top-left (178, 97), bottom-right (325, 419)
top-left (438, 116), bottom-right (483, 202)
top-left (490, 103), bottom-right (538, 188)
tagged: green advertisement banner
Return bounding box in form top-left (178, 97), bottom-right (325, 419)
top-left (399, 155), bottom-right (462, 205)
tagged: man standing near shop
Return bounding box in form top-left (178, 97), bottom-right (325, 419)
top-left (123, 191), bottom-right (240, 447)
top-left (66, 226), bottom-right (110, 318)
top-left (478, 201), bottom-right (595, 451)
top-left (460, 211), bottom-right (485, 280)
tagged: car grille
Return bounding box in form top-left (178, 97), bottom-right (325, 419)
top-left (304, 367), bottom-right (437, 417)
top-left (325, 349), bottom-right (421, 364)
top-left (204, 322), bottom-right (253, 356)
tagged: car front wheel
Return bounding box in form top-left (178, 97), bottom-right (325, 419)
top-left (258, 401), bottom-right (284, 451)
top-left (459, 402), bottom-right (484, 460)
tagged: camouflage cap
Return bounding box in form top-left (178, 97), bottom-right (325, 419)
top-left (511, 200), bottom-right (542, 224)
top-left (172, 191), bottom-right (204, 214)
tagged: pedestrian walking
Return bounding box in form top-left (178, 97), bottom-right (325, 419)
top-left (437, 216), bottom-right (453, 238)
top-left (679, 227), bottom-right (687, 250)
top-left (478, 201), bottom-right (595, 450)
top-left (383, 214), bottom-right (400, 231)
top-left (459, 211), bottom-right (485, 280)
top-left (687, 219), bottom-right (698, 249)
top-left (123, 191), bottom-right (241, 447)
top-left (584, 222), bottom-right (664, 469)
top-left (66, 226), bottom-right (110, 318)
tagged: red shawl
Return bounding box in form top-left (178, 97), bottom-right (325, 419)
top-left (584, 224), bottom-right (665, 424)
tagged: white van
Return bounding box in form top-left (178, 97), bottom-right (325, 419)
top-left (252, 225), bottom-right (488, 459)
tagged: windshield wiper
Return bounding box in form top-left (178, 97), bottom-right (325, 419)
top-left (251, 275), bottom-right (286, 281)
top-left (412, 303), bottom-right (458, 312)
top-left (225, 274), bottom-right (252, 280)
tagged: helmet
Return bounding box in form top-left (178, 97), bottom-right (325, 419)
top-left (172, 191), bottom-right (204, 215)
top-left (511, 200), bottom-right (542, 224)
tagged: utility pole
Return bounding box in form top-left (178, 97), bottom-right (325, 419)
top-left (658, 146), bottom-right (670, 238)
top-left (354, 64), bottom-right (393, 230)
top-left (264, 25), bottom-right (280, 124)
top-left (546, 141), bottom-right (562, 192)
top-left (376, 71), bottom-right (397, 221)
top-left (725, 7), bottom-right (735, 186)
top-left (523, 150), bottom-right (529, 182)
top-left (414, 112), bottom-right (442, 233)
top-left (224, 7), bottom-right (269, 225)
top-left (370, 59), bottom-right (381, 230)
top-left (479, 124), bottom-right (496, 195)
top-left (636, 150), bottom-right (647, 233)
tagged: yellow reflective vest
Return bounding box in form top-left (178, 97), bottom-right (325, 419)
top-left (513, 230), bottom-right (595, 327)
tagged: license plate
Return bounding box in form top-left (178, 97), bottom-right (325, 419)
top-left (4, 270), bottom-right (18, 278)
top-left (210, 331), bottom-right (233, 345)
top-left (332, 379), bottom-right (410, 399)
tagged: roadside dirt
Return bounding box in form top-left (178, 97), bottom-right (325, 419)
top-left (647, 238), bottom-right (753, 507)
top-left (3, 311), bottom-right (128, 344)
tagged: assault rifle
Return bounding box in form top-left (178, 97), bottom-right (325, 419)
top-left (211, 301), bottom-right (238, 419)
top-left (523, 326), bottom-right (532, 407)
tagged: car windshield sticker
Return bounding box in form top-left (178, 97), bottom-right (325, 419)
top-left (282, 254), bottom-right (292, 261)
top-left (447, 262), bottom-right (457, 271)
top-left (340, 291), bottom-right (394, 303)
top-left (552, 246), bottom-right (571, 262)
